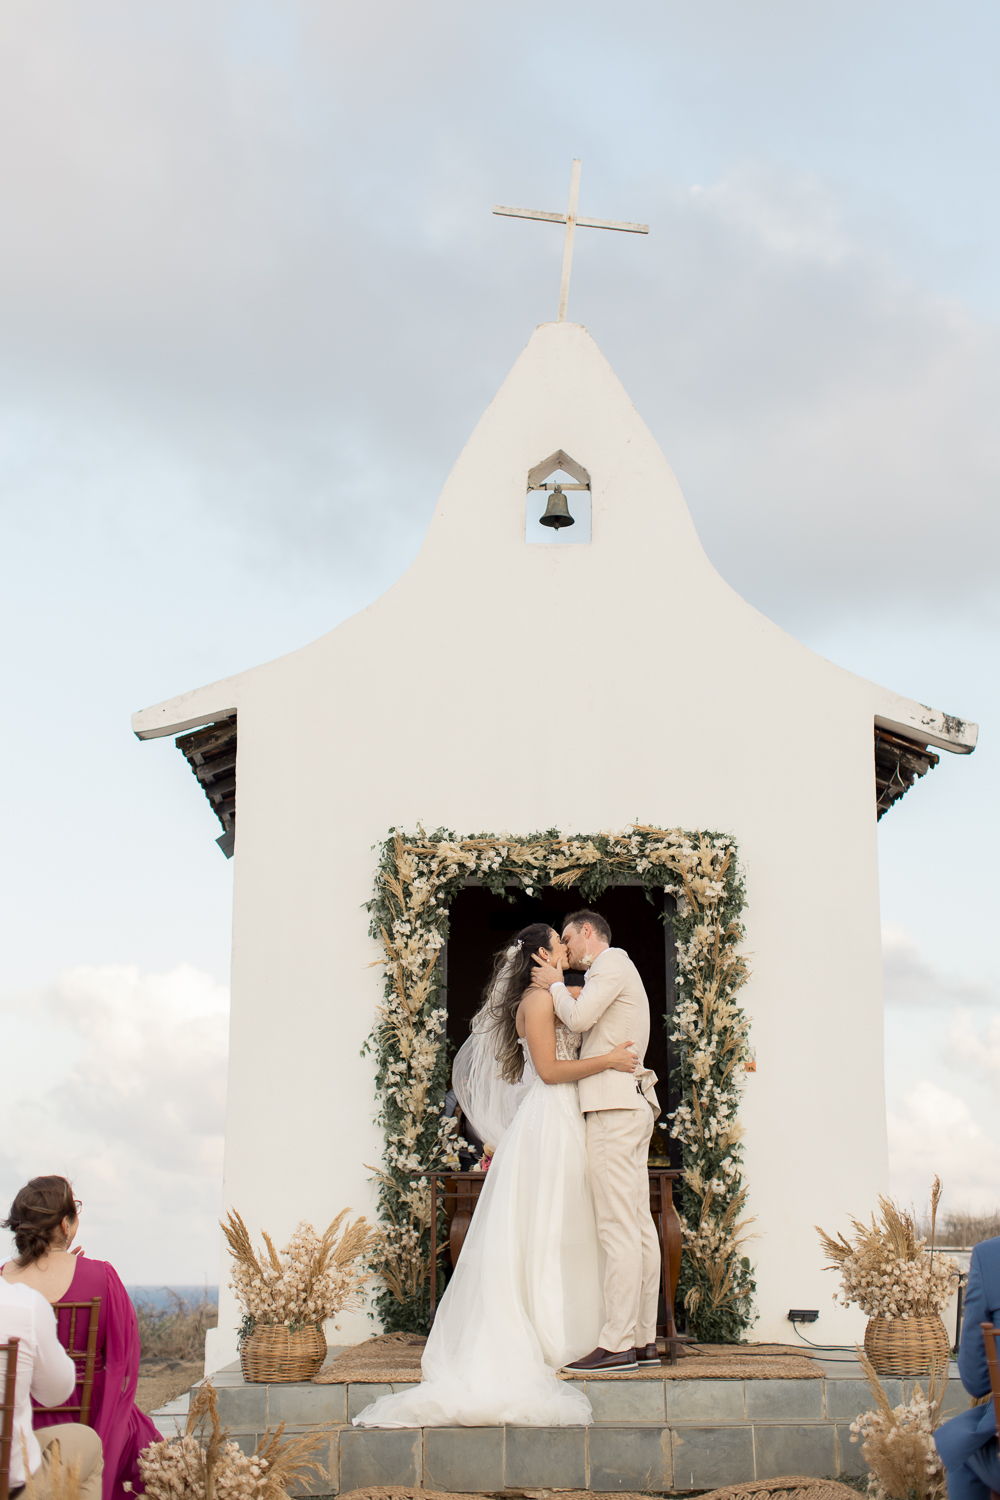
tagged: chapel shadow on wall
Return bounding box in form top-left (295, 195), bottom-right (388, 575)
top-left (444, 884), bottom-right (678, 1166)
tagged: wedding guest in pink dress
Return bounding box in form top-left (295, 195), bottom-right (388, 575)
top-left (2, 1175), bottom-right (161, 1500)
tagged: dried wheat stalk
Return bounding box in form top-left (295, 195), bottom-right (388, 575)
top-left (253, 1425), bottom-right (328, 1500)
top-left (131, 1380), bottom-right (328, 1500)
top-left (22, 1436), bottom-right (82, 1500)
top-left (850, 1345), bottom-right (946, 1500)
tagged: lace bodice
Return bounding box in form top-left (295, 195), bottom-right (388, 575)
top-left (555, 1023), bottom-right (581, 1060)
top-left (519, 1023), bottom-right (580, 1080)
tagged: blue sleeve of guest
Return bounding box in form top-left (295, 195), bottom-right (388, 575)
top-left (958, 1244), bottom-right (991, 1399)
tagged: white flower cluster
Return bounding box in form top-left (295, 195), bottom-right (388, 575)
top-left (133, 1437), bottom-right (268, 1500)
top-left (229, 1222), bottom-right (360, 1325)
top-left (371, 826), bottom-right (750, 1327)
top-left (850, 1386), bottom-right (946, 1500)
top-left (659, 838), bottom-right (752, 1321)
top-left (682, 1205), bottom-right (739, 1263)
top-left (835, 1249), bottom-right (958, 1318)
top-left (373, 1216), bottom-right (429, 1303)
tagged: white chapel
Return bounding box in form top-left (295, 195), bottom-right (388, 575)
top-left (133, 316), bottom-right (977, 1371)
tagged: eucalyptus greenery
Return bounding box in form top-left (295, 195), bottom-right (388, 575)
top-left (364, 824), bottom-right (755, 1340)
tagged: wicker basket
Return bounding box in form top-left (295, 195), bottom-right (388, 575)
top-left (863, 1313), bottom-right (950, 1378)
top-left (240, 1323), bottom-right (327, 1383)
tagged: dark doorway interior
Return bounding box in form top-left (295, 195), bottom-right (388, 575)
top-left (444, 884), bottom-right (677, 1161)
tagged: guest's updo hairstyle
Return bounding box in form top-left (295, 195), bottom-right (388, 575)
top-left (477, 922), bottom-right (560, 1085)
top-left (2, 1175), bottom-right (78, 1267)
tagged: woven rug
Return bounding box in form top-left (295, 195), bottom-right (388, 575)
top-left (313, 1333), bottom-right (821, 1384)
top-left (338, 1491), bottom-right (669, 1500)
top-left (520, 1488), bottom-right (860, 1500)
top-left (338, 1490), bottom-right (470, 1500)
top-left (689, 1344), bottom-right (815, 1358)
top-left (696, 1478), bottom-right (863, 1500)
top-left (338, 1488), bottom-right (858, 1500)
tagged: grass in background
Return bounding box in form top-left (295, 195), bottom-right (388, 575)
top-left (136, 1290), bottom-right (218, 1362)
top-left (134, 1291), bottom-right (219, 1415)
top-left (934, 1211), bottom-right (1000, 1247)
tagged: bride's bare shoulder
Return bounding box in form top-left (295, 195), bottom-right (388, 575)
top-left (516, 986), bottom-right (551, 1037)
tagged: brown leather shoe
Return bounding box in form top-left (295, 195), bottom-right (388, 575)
top-left (633, 1343), bottom-right (661, 1365)
top-left (563, 1346), bottom-right (638, 1373)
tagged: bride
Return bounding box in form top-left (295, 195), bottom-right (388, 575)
top-left (353, 922), bottom-right (638, 1429)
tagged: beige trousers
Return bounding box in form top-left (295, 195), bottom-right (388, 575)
top-left (29, 1425), bottom-right (104, 1500)
top-left (586, 1100), bottom-right (660, 1353)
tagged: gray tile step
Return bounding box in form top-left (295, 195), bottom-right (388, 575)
top-left (202, 1369), bottom-right (969, 1430)
top-left (177, 1360), bottom-right (968, 1494)
top-left (209, 1418), bottom-right (867, 1494)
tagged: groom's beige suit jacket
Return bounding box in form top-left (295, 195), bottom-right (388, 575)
top-left (552, 948), bottom-right (660, 1116)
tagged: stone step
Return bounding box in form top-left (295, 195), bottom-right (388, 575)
top-left (158, 1360), bottom-right (967, 1494)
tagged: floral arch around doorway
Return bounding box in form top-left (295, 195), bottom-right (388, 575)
top-left (364, 824), bottom-right (755, 1341)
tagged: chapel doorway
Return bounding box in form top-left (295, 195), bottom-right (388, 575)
top-left (444, 884), bottom-right (678, 1165)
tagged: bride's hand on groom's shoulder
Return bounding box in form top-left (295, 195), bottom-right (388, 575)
top-left (532, 953), bottom-right (563, 989)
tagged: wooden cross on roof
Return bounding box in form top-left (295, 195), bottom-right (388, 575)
top-left (493, 159), bottom-right (648, 323)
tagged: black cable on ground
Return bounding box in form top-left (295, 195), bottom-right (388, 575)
top-left (789, 1321), bottom-right (864, 1362)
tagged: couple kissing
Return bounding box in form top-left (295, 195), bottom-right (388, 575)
top-left (355, 908), bottom-right (662, 1429)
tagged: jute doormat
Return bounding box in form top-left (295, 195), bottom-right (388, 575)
top-left (696, 1480), bottom-right (863, 1500)
top-left (337, 1484), bottom-right (859, 1500)
top-left (519, 1487), bottom-right (860, 1500)
top-left (313, 1333), bottom-right (821, 1384)
top-left (338, 1492), bottom-right (677, 1500)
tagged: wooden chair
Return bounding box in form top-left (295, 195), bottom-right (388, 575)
top-left (43, 1300), bottom-right (100, 1427)
top-left (1, 1337), bottom-right (20, 1500)
top-left (981, 1323), bottom-right (1000, 1500)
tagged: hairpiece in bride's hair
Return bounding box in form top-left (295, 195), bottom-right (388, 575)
top-left (505, 940), bottom-right (523, 962)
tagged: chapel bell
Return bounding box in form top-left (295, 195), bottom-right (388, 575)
top-left (539, 485), bottom-right (575, 529)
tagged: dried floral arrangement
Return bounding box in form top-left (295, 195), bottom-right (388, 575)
top-left (849, 1346), bottom-right (946, 1500)
top-left (817, 1180), bottom-right (958, 1318)
top-left (22, 1436), bottom-right (82, 1500)
top-left (126, 1381), bottom-right (327, 1500)
top-left (221, 1209), bottom-right (380, 1343)
top-left (366, 824), bottom-right (754, 1341)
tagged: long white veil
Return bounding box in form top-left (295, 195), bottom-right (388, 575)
top-left (451, 955), bottom-right (530, 1149)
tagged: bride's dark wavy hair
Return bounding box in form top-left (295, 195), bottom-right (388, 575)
top-left (476, 922), bottom-right (558, 1085)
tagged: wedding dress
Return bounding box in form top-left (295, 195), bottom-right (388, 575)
top-left (353, 1024), bottom-right (604, 1427)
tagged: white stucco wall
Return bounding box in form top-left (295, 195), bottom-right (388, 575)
top-left (137, 321), bottom-right (969, 1371)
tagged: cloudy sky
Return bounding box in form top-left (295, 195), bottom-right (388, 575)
top-left (1, 0), bottom-right (997, 1282)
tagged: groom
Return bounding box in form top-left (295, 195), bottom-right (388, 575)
top-left (533, 909), bottom-right (661, 1374)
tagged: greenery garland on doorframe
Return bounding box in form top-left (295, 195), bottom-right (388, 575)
top-left (363, 824), bottom-right (756, 1341)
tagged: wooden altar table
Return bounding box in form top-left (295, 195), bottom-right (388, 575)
top-left (424, 1166), bottom-right (685, 1363)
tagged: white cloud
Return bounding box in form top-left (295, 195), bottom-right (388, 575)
top-left (2, 965), bottom-right (228, 1283)
top-left (882, 926), bottom-right (996, 1008)
top-left (888, 1080), bottom-right (1000, 1215)
top-left (946, 1009), bottom-right (1000, 1081)
top-left (881, 932), bottom-right (1000, 1217)
top-left (691, 169), bottom-right (854, 266)
top-left (0, 5), bottom-right (995, 634)
top-left (622, 170), bottom-right (1000, 631)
